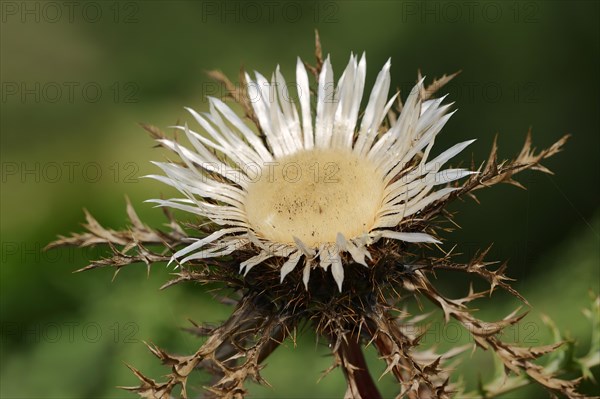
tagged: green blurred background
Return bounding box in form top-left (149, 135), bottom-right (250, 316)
top-left (1, 1), bottom-right (598, 398)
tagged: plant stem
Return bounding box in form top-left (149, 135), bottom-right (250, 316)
top-left (339, 336), bottom-right (383, 399)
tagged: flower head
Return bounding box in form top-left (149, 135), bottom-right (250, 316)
top-left (50, 38), bottom-right (579, 398)
top-left (147, 54), bottom-right (474, 291)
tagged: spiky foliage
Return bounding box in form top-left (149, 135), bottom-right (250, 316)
top-left (48, 35), bottom-right (597, 399)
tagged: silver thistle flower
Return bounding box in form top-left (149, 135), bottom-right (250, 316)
top-left (147, 54), bottom-right (475, 292)
top-left (49, 35), bottom-right (595, 399)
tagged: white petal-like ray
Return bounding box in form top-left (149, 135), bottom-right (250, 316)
top-left (315, 56), bottom-right (335, 149)
top-left (240, 250), bottom-right (274, 275)
top-left (293, 236), bottom-right (317, 257)
top-left (209, 97), bottom-right (273, 162)
top-left (275, 66), bottom-right (303, 147)
top-left (329, 247), bottom-right (344, 292)
top-left (302, 259), bottom-right (313, 289)
top-left (336, 233), bottom-right (368, 267)
top-left (374, 230), bottom-right (441, 244)
top-left (296, 58), bottom-right (314, 149)
top-left (156, 138), bottom-right (244, 188)
top-left (280, 251), bottom-right (302, 282)
top-left (354, 58), bottom-right (392, 155)
top-left (425, 139), bottom-right (476, 171)
top-left (368, 79), bottom-right (424, 165)
top-left (374, 187), bottom-right (459, 229)
top-left (180, 238), bottom-right (248, 264)
top-left (332, 53), bottom-right (366, 150)
top-left (169, 227), bottom-right (247, 266)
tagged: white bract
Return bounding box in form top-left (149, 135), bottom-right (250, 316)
top-left (146, 54), bottom-right (475, 291)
